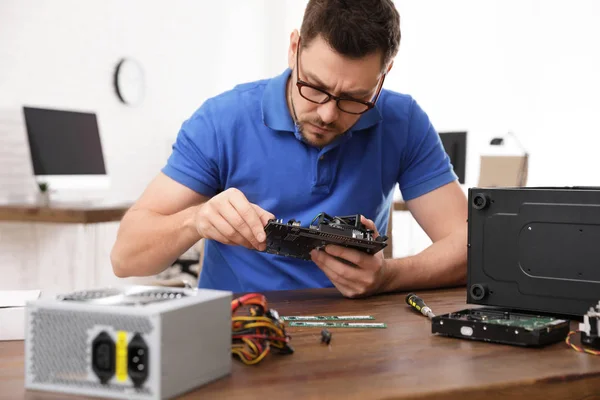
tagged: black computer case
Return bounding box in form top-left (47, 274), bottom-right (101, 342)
top-left (467, 187), bottom-right (600, 317)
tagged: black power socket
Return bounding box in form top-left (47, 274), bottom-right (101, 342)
top-left (127, 333), bottom-right (149, 388)
top-left (92, 331), bottom-right (115, 384)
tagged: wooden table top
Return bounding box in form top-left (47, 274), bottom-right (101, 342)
top-left (0, 202), bottom-right (131, 224)
top-left (1, 287), bottom-right (599, 400)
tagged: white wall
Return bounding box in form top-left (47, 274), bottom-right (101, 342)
top-left (0, 0), bottom-right (289, 292)
top-left (0, 109), bottom-right (36, 202)
top-left (0, 0), bottom-right (284, 202)
top-left (391, 0), bottom-right (600, 188)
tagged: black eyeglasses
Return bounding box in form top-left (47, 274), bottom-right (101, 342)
top-left (294, 37), bottom-right (386, 115)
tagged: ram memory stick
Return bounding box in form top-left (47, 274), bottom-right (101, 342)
top-left (282, 315), bottom-right (375, 321)
top-left (288, 321), bottom-right (387, 329)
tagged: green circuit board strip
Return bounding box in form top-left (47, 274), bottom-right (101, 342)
top-left (288, 321), bottom-right (387, 329)
top-left (282, 315), bottom-right (375, 321)
top-left (484, 317), bottom-right (563, 331)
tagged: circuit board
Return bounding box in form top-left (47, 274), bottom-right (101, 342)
top-left (282, 315), bottom-right (375, 321)
top-left (287, 321), bottom-right (387, 329)
top-left (432, 307), bottom-right (570, 347)
top-left (263, 213), bottom-right (388, 261)
top-left (464, 308), bottom-right (559, 331)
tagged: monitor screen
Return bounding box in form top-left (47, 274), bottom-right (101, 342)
top-left (439, 131), bottom-right (467, 184)
top-left (23, 106), bottom-right (106, 176)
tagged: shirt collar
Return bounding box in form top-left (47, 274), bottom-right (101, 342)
top-left (261, 68), bottom-right (383, 134)
top-left (261, 69), bottom-right (296, 133)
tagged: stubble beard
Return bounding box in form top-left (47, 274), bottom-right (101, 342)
top-left (297, 120), bottom-right (344, 148)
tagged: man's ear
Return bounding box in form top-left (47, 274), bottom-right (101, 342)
top-left (288, 29), bottom-right (300, 70)
top-left (386, 60), bottom-right (394, 74)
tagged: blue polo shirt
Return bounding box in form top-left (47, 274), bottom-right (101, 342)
top-left (162, 69), bottom-right (456, 292)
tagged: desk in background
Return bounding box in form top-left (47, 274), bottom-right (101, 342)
top-left (0, 202), bottom-right (148, 294)
top-left (389, 200), bottom-right (423, 260)
top-left (0, 203), bottom-right (129, 224)
top-left (1, 287), bottom-right (599, 399)
top-left (393, 200), bottom-right (408, 211)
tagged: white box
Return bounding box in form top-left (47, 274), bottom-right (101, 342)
top-left (0, 290), bottom-right (41, 341)
top-left (24, 286), bottom-right (231, 400)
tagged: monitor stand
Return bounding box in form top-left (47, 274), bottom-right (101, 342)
top-left (47, 189), bottom-right (121, 207)
top-left (34, 175), bottom-right (121, 206)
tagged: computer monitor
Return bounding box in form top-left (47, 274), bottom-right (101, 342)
top-left (439, 131), bottom-right (467, 184)
top-left (23, 106), bottom-right (109, 191)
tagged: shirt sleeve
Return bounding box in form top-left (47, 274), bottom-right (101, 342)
top-left (398, 99), bottom-right (457, 201)
top-left (161, 101), bottom-right (222, 197)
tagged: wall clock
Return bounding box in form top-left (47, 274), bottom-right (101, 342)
top-left (114, 58), bottom-right (145, 106)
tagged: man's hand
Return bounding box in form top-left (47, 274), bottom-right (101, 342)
top-left (194, 188), bottom-right (274, 251)
top-left (310, 216), bottom-right (388, 298)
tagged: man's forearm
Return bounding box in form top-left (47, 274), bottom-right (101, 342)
top-left (381, 227), bottom-right (467, 293)
top-left (110, 206), bottom-right (201, 278)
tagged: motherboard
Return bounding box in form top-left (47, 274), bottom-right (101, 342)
top-left (263, 213), bottom-right (388, 261)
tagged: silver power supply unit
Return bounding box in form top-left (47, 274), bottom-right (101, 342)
top-left (24, 286), bottom-right (232, 399)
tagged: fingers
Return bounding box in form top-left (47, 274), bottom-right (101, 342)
top-left (323, 244), bottom-right (381, 271)
top-left (311, 249), bottom-right (360, 281)
top-left (195, 201), bottom-right (254, 249)
top-left (326, 279), bottom-right (356, 298)
top-left (311, 249), bottom-right (372, 298)
top-left (360, 215), bottom-right (379, 239)
top-left (208, 209), bottom-right (256, 249)
top-left (202, 223), bottom-right (251, 248)
top-left (252, 204), bottom-right (276, 227)
top-left (311, 250), bottom-right (358, 297)
top-left (194, 188), bottom-right (276, 251)
top-left (312, 241), bottom-right (387, 298)
top-left (227, 189), bottom-right (267, 246)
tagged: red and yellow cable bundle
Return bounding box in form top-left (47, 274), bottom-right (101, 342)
top-left (231, 293), bottom-right (294, 365)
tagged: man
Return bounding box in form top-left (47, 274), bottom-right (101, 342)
top-left (111, 0), bottom-right (468, 297)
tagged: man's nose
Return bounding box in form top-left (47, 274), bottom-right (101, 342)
top-left (317, 100), bottom-right (339, 126)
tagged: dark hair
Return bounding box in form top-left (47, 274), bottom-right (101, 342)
top-left (300, 0), bottom-right (400, 68)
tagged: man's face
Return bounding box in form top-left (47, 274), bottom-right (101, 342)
top-left (287, 31), bottom-right (386, 148)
